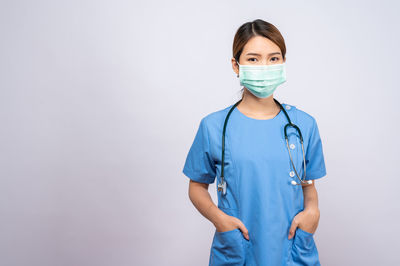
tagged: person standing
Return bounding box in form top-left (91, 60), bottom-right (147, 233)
top-left (183, 19), bottom-right (327, 265)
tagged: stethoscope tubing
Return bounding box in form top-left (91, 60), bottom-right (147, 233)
top-left (218, 98), bottom-right (309, 195)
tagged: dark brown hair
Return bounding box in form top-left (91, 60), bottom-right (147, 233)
top-left (232, 19), bottom-right (287, 98)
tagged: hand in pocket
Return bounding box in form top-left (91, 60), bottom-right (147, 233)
top-left (288, 209), bottom-right (320, 239)
top-left (213, 213), bottom-right (249, 240)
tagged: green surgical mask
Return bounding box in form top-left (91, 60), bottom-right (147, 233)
top-left (237, 61), bottom-right (287, 98)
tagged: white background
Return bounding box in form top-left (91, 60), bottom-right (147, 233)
top-left (1, 0), bottom-right (399, 265)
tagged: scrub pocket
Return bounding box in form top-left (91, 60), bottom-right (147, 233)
top-left (290, 227), bottom-right (321, 266)
top-left (209, 228), bottom-right (250, 266)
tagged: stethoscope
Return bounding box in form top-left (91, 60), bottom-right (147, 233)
top-left (217, 98), bottom-right (312, 195)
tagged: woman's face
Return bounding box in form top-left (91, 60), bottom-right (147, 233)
top-left (232, 35), bottom-right (285, 76)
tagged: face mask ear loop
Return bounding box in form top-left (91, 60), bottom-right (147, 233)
top-left (236, 60), bottom-right (240, 77)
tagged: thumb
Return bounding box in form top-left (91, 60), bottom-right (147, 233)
top-left (238, 223), bottom-right (250, 241)
top-left (288, 218), bottom-right (298, 240)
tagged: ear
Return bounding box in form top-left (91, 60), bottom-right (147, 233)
top-left (231, 57), bottom-right (239, 77)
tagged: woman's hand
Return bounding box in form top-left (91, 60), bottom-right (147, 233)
top-left (213, 213), bottom-right (250, 240)
top-left (288, 208), bottom-right (320, 239)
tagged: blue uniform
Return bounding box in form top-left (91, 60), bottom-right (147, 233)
top-left (182, 102), bottom-right (327, 266)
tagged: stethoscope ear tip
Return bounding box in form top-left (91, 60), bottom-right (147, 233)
top-left (291, 180), bottom-right (313, 186)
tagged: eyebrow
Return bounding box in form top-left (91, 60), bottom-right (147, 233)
top-left (245, 52), bottom-right (281, 56)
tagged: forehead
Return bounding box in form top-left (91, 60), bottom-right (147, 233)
top-left (242, 36), bottom-right (281, 55)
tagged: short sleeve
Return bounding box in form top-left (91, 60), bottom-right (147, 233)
top-left (305, 118), bottom-right (327, 180)
top-left (182, 118), bottom-right (217, 184)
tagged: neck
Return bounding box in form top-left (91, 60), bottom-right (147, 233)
top-left (238, 89), bottom-right (279, 116)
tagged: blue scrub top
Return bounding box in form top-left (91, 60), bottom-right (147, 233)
top-left (182, 102), bottom-right (327, 266)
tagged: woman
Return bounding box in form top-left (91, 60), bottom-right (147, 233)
top-left (182, 19), bottom-right (327, 266)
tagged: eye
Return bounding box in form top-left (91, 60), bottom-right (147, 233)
top-left (247, 58), bottom-right (257, 62)
top-left (270, 57), bottom-right (280, 62)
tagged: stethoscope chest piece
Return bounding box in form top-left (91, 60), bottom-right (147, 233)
top-left (217, 179), bottom-right (227, 195)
